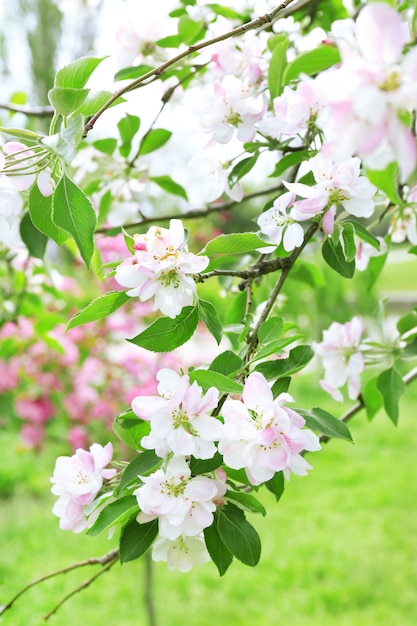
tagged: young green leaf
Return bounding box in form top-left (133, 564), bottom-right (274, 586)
top-left (265, 471), bottom-right (285, 502)
top-left (366, 162), bottom-right (404, 206)
top-left (258, 317), bottom-right (283, 344)
top-left (198, 299), bottom-right (222, 344)
top-left (216, 504), bottom-right (261, 567)
top-left (129, 306), bottom-right (199, 352)
top-left (271, 377), bottom-right (291, 398)
top-left (19, 212), bottom-right (48, 259)
top-left (322, 238), bottom-right (355, 278)
top-left (67, 291), bottom-right (131, 330)
top-left (113, 417), bottom-right (150, 450)
top-left (149, 175), bottom-right (188, 200)
top-left (203, 523), bottom-right (233, 576)
top-left (189, 370), bottom-right (243, 394)
top-left (255, 345), bottom-right (314, 379)
top-left (203, 232), bottom-right (266, 255)
top-left (376, 367), bottom-right (406, 425)
top-left (189, 452), bottom-right (223, 476)
top-left (52, 174), bottom-right (96, 267)
top-left (178, 15), bottom-right (205, 44)
top-left (42, 115), bottom-right (84, 162)
top-left (117, 114), bottom-right (140, 158)
top-left (283, 45), bottom-right (341, 85)
top-left (362, 376), bottom-right (383, 421)
top-left (268, 35), bottom-right (289, 99)
top-left (119, 518), bottom-right (158, 563)
top-left (138, 128), bottom-right (172, 156)
top-left (54, 56), bottom-right (107, 89)
top-left (114, 64), bottom-right (154, 81)
top-left (87, 496), bottom-right (138, 536)
top-left (225, 491), bottom-right (266, 516)
top-left (209, 350), bottom-right (243, 377)
top-left (341, 222), bottom-right (356, 262)
top-left (48, 87), bottom-right (89, 116)
top-left (119, 451), bottom-right (162, 492)
top-left (296, 407), bottom-right (353, 442)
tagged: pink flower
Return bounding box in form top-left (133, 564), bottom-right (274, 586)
top-left (114, 219), bottom-right (209, 318)
top-left (51, 442), bottom-right (116, 532)
top-left (257, 191), bottom-right (304, 251)
top-left (314, 317), bottom-right (365, 401)
top-left (195, 75), bottom-right (265, 144)
top-left (132, 368), bottom-right (223, 459)
top-left (285, 154), bottom-right (376, 234)
top-left (134, 455), bottom-right (218, 540)
top-left (218, 372), bottom-right (321, 484)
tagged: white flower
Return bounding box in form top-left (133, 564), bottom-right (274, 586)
top-left (151, 533), bottom-right (210, 572)
top-left (257, 191), bottom-right (304, 251)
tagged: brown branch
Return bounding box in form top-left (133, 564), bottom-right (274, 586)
top-left (95, 183), bottom-right (285, 234)
top-left (0, 103), bottom-right (54, 117)
top-left (43, 556), bottom-right (118, 621)
top-left (319, 365), bottom-right (417, 444)
top-left (84, 0), bottom-right (303, 134)
top-left (0, 549), bottom-right (119, 616)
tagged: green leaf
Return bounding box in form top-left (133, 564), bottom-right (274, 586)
top-left (205, 3), bottom-right (243, 19)
top-left (341, 222), bottom-right (356, 262)
top-left (55, 56), bottom-right (106, 89)
top-left (74, 91), bottom-right (125, 116)
top-left (397, 310), bottom-right (417, 335)
top-left (283, 45), bottom-right (341, 85)
top-left (119, 451), bottom-right (162, 492)
top-left (229, 155), bottom-right (258, 185)
top-left (0, 127), bottom-right (40, 144)
top-left (322, 238), bottom-right (355, 278)
top-left (216, 504), bottom-right (261, 567)
top-left (198, 299), bottom-right (222, 344)
top-left (297, 407), bottom-right (353, 442)
top-left (265, 471), bottom-right (285, 502)
top-left (271, 377), bottom-right (291, 398)
top-left (269, 150), bottom-right (311, 178)
top-left (119, 518), bottom-right (158, 563)
top-left (255, 345), bottom-right (314, 380)
top-left (178, 15), bottom-right (205, 44)
top-left (52, 174), bottom-right (96, 267)
top-left (376, 367), bottom-right (406, 425)
top-left (93, 138), bottom-right (117, 155)
top-left (118, 114), bottom-right (141, 158)
top-left (258, 317), bottom-right (283, 344)
top-left (129, 306), bottom-right (199, 352)
top-left (149, 175), bottom-right (188, 200)
top-left (225, 491), bottom-right (266, 516)
top-left (113, 417), bottom-right (150, 450)
top-left (42, 115), bottom-right (84, 162)
top-left (189, 452), bottom-right (223, 476)
top-left (138, 128), bottom-right (172, 156)
top-left (48, 87), bottom-right (89, 116)
top-left (156, 35), bottom-right (182, 48)
top-left (362, 376), bottom-right (383, 421)
top-left (209, 350), bottom-right (243, 377)
top-left (366, 162), bottom-right (404, 206)
top-left (268, 35), bottom-right (289, 99)
top-left (114, 64), bottom-right (154, 82)
top-left (87, 496), bottom-right (138, 536)
top-left (203, 232), bottom-right (266, 255)
top-left (203, 523), bottom-right (233, 576)
top-left (349, 220), bottom-right (381, 249)
top-left (19, 212), bottom-right (48, 259)
top-left (189, 370), bottom-right (243, 395)
top-left (67, 291), bottom-right (131, 330)
top-left (253, 334), bottom-right (303, 362)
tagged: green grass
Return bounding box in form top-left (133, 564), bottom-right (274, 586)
top-left (1, 380), bottom-right (417, 626)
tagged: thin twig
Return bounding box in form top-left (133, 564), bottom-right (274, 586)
top-left (0, 550), bottom-right (119, 616)
top-left (84, 0), bottom-right (303, 134)
top-left (0, 103), bottom-right (54, 117)
top-left (43, 556), bottom-right (118, 621)
top-left (95, 184), bottom-right (285, 234)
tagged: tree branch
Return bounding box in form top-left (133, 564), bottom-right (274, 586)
top-left (0, 549), bottom-right (119, 616)
top-left (0, 103), bottom-right (54, 117)
top-left (84, 0), bottom-right (303, 134)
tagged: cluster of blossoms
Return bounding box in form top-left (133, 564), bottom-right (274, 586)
top-left (314, 317), bottom-right (367, 402)
top-left (126, 368), bottom-right (320, 570)
top-left (51, 442), bottom-right (116, 532)
top-left (114, 219), bottom-right (209, 318)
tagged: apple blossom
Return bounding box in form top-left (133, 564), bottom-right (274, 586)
top-left (132, 368), bottom-right (223, 459)
top-left (0, 142), bottom-right (56, 196)
top-left (134, 455), bottom-right (219, 540)
top-left (314, 317), bottom-right (365, 402)
top-left (285, 154), bottom-right (376, 234)
top-left (50, 442), bottom-right (116, 532)
top-left (257, 191), bottom-right (304, 251)
top-left (218, 372), bottom-right (321, 484)
top-left (114, 219), bottom-right (209, 318)
top-left (151, 533), bottom-right (210, 572)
